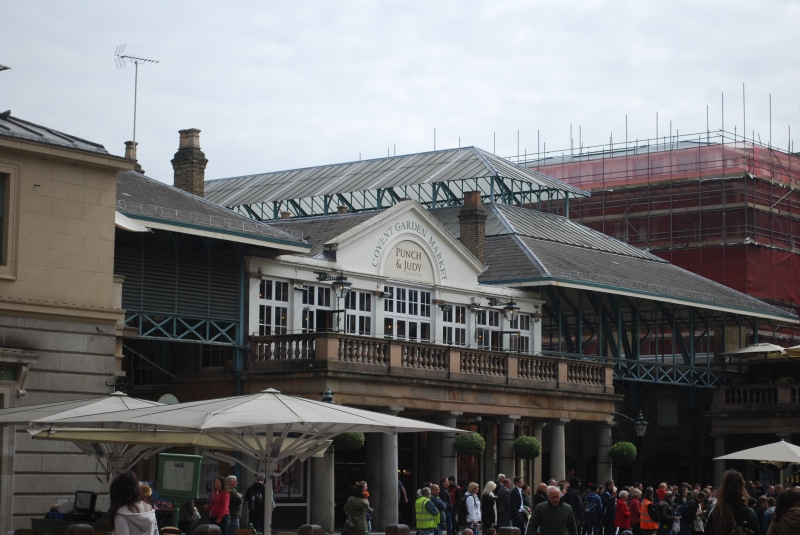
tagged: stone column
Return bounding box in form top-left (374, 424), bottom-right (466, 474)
top-left (549, 419), bottom-right (569, 482)
top-left (310, 448), bottom-right (335, 533)
top-left (712, 434), bottom-right (725, 487)
top-left (533, 423), bottom-right (545, 484)
top-left (441, 412), bottom-right (462, 483)
top-left (366, 433), bottom-right (383, 527)
top-left (498, 416), bottom-right (520, 478)
top-left (597, 423), bottom-right (612, 485)
top-left (482, 420), bottom-right (496, 485)
top-left (427, 429), bottom-right (442, 484)
top-left (378, 408), bottom-right (403, 531)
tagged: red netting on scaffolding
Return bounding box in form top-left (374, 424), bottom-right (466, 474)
top-left (518, 131), bottom-right (800, 340)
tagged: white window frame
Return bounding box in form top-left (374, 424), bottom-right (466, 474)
top-left (258, 278), bottom-right (290, 335)
top-left (300, 284), bottom-right (333, 333)
top-left (442, 305), bottom-right (467, 346)
top-left (475, 309), bottom-right (501, 350)
top-left (509, 314), bottom-right (532, 353)
top-left (344, 290), bottom-right (373, 335)
top-left (383, 284), bottom-right (432, 342)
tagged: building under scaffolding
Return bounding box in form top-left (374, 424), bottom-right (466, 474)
top-left (524, 132), bottom-right (800, 345)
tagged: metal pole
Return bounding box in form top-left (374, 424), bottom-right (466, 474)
top-left (133, 61), bottom-right (139, 146)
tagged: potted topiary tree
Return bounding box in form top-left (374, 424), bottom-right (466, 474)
top-left (454, 433), bottom-right (486, 456)
top-left (513, 436), bottom-right (542, 459)
top-left (609, 441), bottom-right (637, 465)
top-left (332, 432), bottom-right (366, 452)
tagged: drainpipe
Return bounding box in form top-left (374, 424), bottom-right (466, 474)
top-left (232, 245), bottom-right (247, 481)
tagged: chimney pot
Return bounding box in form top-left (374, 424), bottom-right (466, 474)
top-left (464, 191), bottom-right (481, 206)
top-left (337, 206), bottom-right (349, 215)
top-left (172, 129), bottom-right (208, 197)
top-left (124, 141), bottom-right (145, 174)
top-left (280, 211), bottom-right (291, 219)
top-left (458, 191), bottom-right (487, 264)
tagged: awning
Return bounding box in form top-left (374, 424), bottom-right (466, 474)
top-left (115, 210), bottom-right (151, 232)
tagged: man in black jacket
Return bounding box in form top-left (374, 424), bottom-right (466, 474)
top-left (497, 478), bottom-right (512, 527)
top-left (656, 491), bottom-right (676, 535)
top-left (244, 474), bottom-right (266, 533)
top-left (563, 478), bottom-right (584, 532)
top-left (533, 483), bottom-right (548, 507)
top-left (510, 477), bottom-right (528, 534)
top-left (601, 480), bottom-right (616, 535)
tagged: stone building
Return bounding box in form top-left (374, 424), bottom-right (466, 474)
top-left (0, 112), bottom-right (134, 531)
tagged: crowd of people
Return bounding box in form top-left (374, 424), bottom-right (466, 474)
top-left (344, 470), bottom-right (800, 535)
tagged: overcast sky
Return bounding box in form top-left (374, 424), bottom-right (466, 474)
top-left (2, 1), bottom-right (799, 184)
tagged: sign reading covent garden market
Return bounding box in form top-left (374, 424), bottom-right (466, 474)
top-left (372, 220), bottom-right (446, 284)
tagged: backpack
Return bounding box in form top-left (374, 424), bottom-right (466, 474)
top-left (680, 501), bottom-right (694, 524)
top-left (457, 495), bottom-right (469, 523)
top-left (584, 497), bottom-right (598, 517)
top-left (250, 487), bottom-right (265, 510)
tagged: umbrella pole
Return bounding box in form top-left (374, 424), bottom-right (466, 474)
top-left (264, 457), bottom-right (274, 535)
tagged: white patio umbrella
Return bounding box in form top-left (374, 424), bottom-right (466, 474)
top-left (714, 440), bottom-right (800, 482)
top-left (33, 388), bottom-right (466, 533)
top-left (0, 392), bottom-right (166, 475)
top-left (722, 343), bottom-right (785, 359)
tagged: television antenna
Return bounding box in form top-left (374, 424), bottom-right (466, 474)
top-left (114, 44), bottom-right (159, 148)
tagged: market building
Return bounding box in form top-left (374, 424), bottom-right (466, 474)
top-left (202, 145), bottom-right (797, 528)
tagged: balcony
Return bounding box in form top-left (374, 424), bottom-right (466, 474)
top-left (246, 332), bottom-right (614, 395)
top-left (712, 384), bottom-right (800, 411)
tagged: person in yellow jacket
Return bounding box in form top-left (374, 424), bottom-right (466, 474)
top-left (640, 487), bottom-right (660, 535)
top-left (416, 487), bottom-right (442, 535)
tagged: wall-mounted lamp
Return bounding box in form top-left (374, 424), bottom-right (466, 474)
top-left (257, 267), bottom-right (262, 274)
top-left (438, 304), bottom-right (453, 313)
top-left (379, 291), bottom-right (393, 299)
top-left (294, 284), bottom-right (309, 292)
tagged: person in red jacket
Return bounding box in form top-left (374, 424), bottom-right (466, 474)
top-left (628, 489), bottom-right (642, 535)
top-left (615, 490), bottom-right (632, 534)
top-left (205, 476), bottom-right (231, 534)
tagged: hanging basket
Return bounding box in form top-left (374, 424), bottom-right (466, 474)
top-left (332, 432), bottom-right (365, 452)
top-left (513, 436), bottom-right (542, 460)
top-left (454, 433), bottom-right (486, 456)
top-left (609, 441), bottom-right (637, 465)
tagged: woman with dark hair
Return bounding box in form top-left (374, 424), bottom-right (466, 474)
top-left (705, 470), bottom-right (758, 535)
top-left (204, 476), bottom-right (231, 534)
top-left (107, 471), bottom-right (158, 535)
top-left (344, 483), bottom-right (370, 535)
top-left (766, 489), bottom-right (800, 535)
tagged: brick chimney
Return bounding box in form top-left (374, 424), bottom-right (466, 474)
top-left (171, 129), bottom-right (208, 197)
top-left (124, 141), bottom-right (145, 174)
top-left (458, 191), bottom-right (487, 264)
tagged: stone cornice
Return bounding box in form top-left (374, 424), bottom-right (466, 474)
top-left (0, 296), bottom-right (124, 324)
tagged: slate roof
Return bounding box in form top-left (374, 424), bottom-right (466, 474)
top-left (204, 146), bottom-right (588, 208)
top-left (116, 171), bottom-right (309, 249)
top-left (467, 208), bottom-right (795, 319)
top-left (0, 111), bottom-right (109, 155)
top-left (430, 203), bottom-right (660, 261)
top-left (266, 211), bottom-right (378, 256)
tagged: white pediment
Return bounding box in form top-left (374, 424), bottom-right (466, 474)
top-left (323, 201), bottom-right (484, 288)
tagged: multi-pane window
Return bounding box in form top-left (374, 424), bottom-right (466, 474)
top-left (345, 291), bottom-right (372, 335)
top-left (201, 345), bottom-right (229, 368)
top-left (442, 305), bottom-right (467, 346)
top-left (476, 310), bottom-right (501, 350)
top-left (130, 349), bottom-right (153, 387)
top-left (509, 314), bottom-right (531, 353)
top-left (258, 279), bottom-right (289, 335)
top-left (299, 285), bottom-right (332, 333)
top-left (384, 285), bottom-right (431, 342)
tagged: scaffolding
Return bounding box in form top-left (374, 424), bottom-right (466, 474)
top-left (516, 130), bottom-right (800, 343)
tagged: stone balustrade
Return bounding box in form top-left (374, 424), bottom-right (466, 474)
top-left (249, 332), bottom-right (614, 393)
top-left (713, 384), bottom-right (800, 410)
